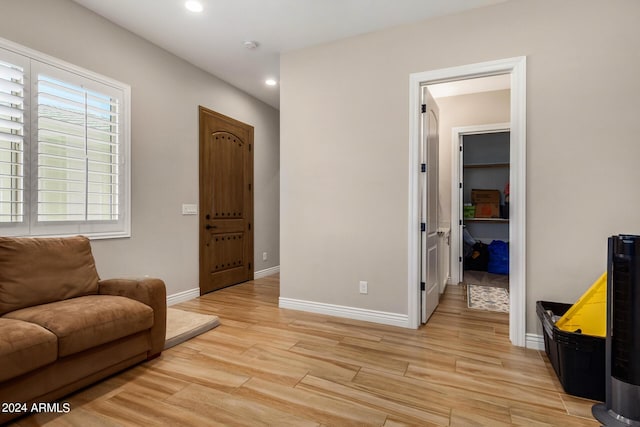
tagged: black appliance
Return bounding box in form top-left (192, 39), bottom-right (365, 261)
top-left (593, 235), bottom-right (640, 426)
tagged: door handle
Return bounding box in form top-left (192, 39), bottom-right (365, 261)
top-left (206, 225), bottom-right (217, 230)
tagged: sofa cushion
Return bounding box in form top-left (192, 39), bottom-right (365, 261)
top-left (0, 236), bottom-right (100, 315)
top-left (4, 295), bottom-right (153, 357)
top-left (0, 318), bottom-right (57, 382)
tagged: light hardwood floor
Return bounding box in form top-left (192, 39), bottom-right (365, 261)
top-left (13, 274), bottom-right (599, 426)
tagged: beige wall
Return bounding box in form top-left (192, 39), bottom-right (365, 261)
top-left (280, 0), bottom-right (640, 334)
top-left (1, 0), bottom-right (280, 296)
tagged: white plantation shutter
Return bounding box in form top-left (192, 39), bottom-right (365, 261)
top-left (36, 72), bottom-right (121, 222)
top-left (0, 39), bottom-right (130, 238)
top-left (0, 54), bottom-right (26, 227)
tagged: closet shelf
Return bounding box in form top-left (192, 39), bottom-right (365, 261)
top-left (464, 218), bottom-right (509, 223)
top-left (463, 163), bottom-right (510, 169)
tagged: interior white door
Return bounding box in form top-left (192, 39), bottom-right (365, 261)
top-left (420, 86), bottom-right (439, 323)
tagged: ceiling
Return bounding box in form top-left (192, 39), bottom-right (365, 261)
top-left (71, 0), bottom-right (508, 109)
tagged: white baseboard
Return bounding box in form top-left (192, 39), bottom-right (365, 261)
top-left (526, 333), bottom-right (545, 350)
top-left (166, 287), bottom-right (200, 306)
top-left (278, 297), bottom-right (409, 328)
top-left (254, 265), bottom-right (280, 279)
top-left (166, 266), bottom-right (279, 306)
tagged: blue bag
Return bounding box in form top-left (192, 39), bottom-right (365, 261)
top-left (488, 240), bottom-right (509, 275)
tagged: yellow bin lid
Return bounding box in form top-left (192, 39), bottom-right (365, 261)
top-left (555, 272), bottom-right (607, 337)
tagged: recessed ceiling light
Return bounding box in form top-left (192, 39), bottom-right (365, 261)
top-left (265, 79), bottom-right (277, 86)
top-left (185, 0), bottom-right (203, 13)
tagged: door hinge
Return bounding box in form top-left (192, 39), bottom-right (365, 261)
top-left (421, 163), bottom-right (426, 173)
top-left (460, 145), bottom-right (463, 152)
top-left (421, 223), bottom-right (426, 232)
top-left (459, 182), bottom-right (462, 189)
top-left (421, 104), bottom-right (426, 113)
top-left (248, 222), bottom-right (251, 230)
top-left (248, 262), bottom-right (252, 270)
top-left (459, 219), bottom-right (463, 226)
top-left (420, 282), bottom-right (426, 291)
top-left (248, 183), bottom-right (252, 191)
top-left (459, 256), bottom-right (463, 262)
top-left (249, 144), bottom-right (252, 152)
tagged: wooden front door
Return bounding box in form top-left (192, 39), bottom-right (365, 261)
top-left (199, 106), bottom-right (254, 294)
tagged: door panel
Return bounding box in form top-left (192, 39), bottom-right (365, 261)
top-left (211, 132), bottom-right (244, 219)
top-left (199, 107), bottom-right (254, 294)
top-left (420, 87), bottom-right (439, 323)
top-left (425, 244), bottom-right (439, 318)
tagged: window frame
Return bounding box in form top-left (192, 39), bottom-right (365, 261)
top-left (0, 37), bottom-right (131, 239)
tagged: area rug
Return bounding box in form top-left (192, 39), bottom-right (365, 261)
top-left (467, 284), bottom-right (509, 313)
top-left (464, 270), bottom-right (509, 290)
top-left (164, 307), bottom-right (220, 350)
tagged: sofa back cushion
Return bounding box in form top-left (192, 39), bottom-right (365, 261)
top-left (0, 236), bottom-right (100, 315)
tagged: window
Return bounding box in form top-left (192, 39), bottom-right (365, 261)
top-left (0, 38), bottom-right (130, 238)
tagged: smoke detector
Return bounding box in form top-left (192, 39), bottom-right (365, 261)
top-left (243, 41), bottom-right (259, 50)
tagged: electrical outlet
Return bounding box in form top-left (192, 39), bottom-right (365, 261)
top-left (262, 252), bottom-right (268, 261)
top-left (359, 280), bottom-right (368, 294)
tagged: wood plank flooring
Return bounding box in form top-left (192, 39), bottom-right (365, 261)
top-left (12, 274), bottom-right (600, 426)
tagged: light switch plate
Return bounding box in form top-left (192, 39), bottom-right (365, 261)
top-left (182, 204), bottom-right (198, 215)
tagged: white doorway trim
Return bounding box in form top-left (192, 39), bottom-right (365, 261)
top-left (408, 56), bottom-right (526, 347)
top-left (450, 122), bottom-right (510, 286)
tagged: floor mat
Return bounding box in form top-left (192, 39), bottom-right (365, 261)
top-left (464, 270), bottom-right (509, 290)
top-left (164, 307), bottom-right (220, 350)
top-left (467, 284), bottom-right (509, 313)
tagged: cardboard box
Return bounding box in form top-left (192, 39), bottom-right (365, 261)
top-left (471, 189), bottom-right (500, 204)
top-left (475, 202), bottom-right (500, 218)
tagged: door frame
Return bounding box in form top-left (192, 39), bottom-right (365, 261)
top-left (450, 122), bottom-right (510, 286)
top-left (408, 56), bottom-right (526, 347)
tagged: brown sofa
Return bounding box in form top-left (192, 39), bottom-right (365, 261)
top-left (0, 236), bottom-right (166, 423)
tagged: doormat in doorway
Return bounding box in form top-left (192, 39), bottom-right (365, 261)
top-left (164, 308), bottom-right (220, 350)
top-left (467, 285), bottom-right (509, 313)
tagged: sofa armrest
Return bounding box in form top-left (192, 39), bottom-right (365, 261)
top-left (98, 278), bottom-right (166, 358)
